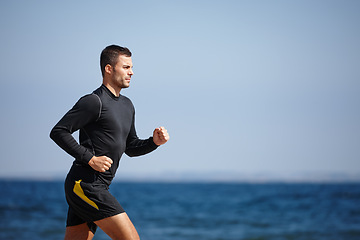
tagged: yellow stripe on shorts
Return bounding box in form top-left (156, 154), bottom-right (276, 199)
top-left (73, 180), bottom-right (99, 210)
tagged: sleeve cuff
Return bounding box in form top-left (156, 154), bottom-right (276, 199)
top-left (149, 137), bottom-right (159, 149)
top-left (81, 150), bottom-right (94, 164)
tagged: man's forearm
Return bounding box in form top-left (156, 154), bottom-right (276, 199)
top-left (125, 137), bottom-right (158, 157)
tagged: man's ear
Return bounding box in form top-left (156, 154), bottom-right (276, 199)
top-left (105, 64), bottom-right (112, 75)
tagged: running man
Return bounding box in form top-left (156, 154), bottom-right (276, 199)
top-left (50, 45), bottom-right (169, 240)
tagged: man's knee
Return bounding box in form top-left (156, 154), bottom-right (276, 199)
top-left (95, 213), bottom-right (140, 240)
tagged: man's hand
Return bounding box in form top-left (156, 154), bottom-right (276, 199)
top-left (153, 127), bottom-right (170, 146)
top-left (88, 156), bottom-right (113, 172)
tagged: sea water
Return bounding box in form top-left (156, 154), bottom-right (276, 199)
top-left (0, 180), bottom-right (359, 240)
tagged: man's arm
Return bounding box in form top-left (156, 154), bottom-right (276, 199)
top-left (125, 115), bottom-right (169, 157)
top-left (50, 94), bottom-right (101, 164)
top-left (125, 126), bottom-right (158, 157)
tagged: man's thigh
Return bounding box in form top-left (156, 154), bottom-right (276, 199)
top-left (64, 223), bottom-right (94, 240)
top-left (95, 213), bottom-right (140, 240)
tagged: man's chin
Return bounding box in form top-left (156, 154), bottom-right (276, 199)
top-left (119, 82), bottom-right (130, 89)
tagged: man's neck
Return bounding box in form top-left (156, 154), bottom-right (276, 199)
top-left (103, 82), bottom-right (121, 97)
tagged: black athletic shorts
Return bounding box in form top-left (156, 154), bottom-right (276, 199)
top-left (64, 163), bottom-right (125, 233)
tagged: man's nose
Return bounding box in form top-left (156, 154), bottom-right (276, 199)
top-left (129, 69), bottom-right (134, 75)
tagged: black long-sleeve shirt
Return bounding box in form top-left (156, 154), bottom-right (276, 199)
top-left (50, 85), bottom-right (158, 185)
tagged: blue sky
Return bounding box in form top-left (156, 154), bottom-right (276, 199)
top-left (0, 0), bottom-right (359, 181)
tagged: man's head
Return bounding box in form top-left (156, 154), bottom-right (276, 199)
top-left (100, 45), bottom-right (134, 94)
top-left (100, 45), bottom-right (132, 77)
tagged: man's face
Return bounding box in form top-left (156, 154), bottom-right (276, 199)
top-left (111, 55), bottom-right (134, 89)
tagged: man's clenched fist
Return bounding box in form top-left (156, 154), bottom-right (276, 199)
top-left (153, 127), bottom-right (170, 146)
top-left (88, 156), bottom-right (113, 172)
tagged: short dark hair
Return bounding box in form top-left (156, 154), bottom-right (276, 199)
top-left (100, 45), bottom-right (132, 76)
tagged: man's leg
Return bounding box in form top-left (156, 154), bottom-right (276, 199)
top-left (64, 223), bottom-right (94, 240)
top-left (95, 212), bottom-right (140, 240)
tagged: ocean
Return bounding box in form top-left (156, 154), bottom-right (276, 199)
top-left (0, 180), bottom-right (359, 240)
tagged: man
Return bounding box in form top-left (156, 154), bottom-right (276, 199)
top-left (50, 45), bottom-right (169, 240)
